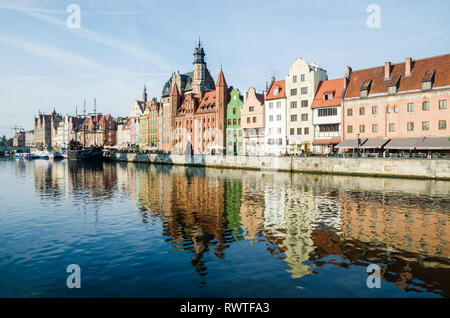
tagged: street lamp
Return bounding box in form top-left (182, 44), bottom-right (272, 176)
top-left (285, 136), bottom-right (289, 156)
top-left (357, 132), bottom-right (361, 157)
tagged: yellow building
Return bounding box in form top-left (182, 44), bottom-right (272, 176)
top-left (139, 98), bottom-right (161, 149)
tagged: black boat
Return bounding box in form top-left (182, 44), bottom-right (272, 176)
top-left (67, 140), bottom-right (103, 161)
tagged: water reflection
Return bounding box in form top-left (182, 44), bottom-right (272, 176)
top-left (24, 159), bottom-right (450, 297)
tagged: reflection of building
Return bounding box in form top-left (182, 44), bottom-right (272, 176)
top-left (239, 173), bottom-right (265, 240)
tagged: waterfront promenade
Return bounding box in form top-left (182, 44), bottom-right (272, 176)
top-left (104, 152), bottom-right (450, 180)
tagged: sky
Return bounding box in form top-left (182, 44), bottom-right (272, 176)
top-left (0, 0), bottom-right (449, 137)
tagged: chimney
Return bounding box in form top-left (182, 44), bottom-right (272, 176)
top-left (405, 57), bottom-right (412, 77)
top-left (384, 62), bottom-right (391, 80)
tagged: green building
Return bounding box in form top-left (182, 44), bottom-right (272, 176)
top-left (226, 88), bottom-right (244, 155)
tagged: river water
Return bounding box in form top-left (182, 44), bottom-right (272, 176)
top-left (0, 157), bottom-right (449, 297)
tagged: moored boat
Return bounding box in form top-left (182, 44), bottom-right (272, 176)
top-left (67, 140), bottom-right (103, 161)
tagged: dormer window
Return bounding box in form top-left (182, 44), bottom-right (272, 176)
top-left (324, 93), bottom-right (333, 100)
top-left (360, 79), bottom-right (372, 98)
top-left (388, 86), bottom-right (397, 94)
top-left (274, 88), bottom-right (279, 95)
top-left (387, 74), bottom-right (400, 95)
top-left (422, 69), bottom-right (435, 90)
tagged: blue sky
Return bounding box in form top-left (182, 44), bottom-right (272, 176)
top-left (0, 0), bottom-right (449, 136)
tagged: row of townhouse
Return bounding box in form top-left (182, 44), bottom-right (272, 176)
top-left (118, 47), bottom-right (450, 156)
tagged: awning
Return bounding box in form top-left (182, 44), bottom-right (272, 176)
top-left (312, 138), bottom-right (341, 146)
top-left (384, 138), bottom-right (423, 150)
top-left (335, 138), bottom-right (367, 149)
top-left (415, 137), bottom-right (450, 150)
top-left (360, 138), bottom-right (390, 149)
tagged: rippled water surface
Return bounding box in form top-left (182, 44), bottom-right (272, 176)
top-left (0, 157), bottom-right (449, 297)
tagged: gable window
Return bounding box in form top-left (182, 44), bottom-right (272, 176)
top-left (301, 74), bottom-right (305, 82)
top-left (233, 108), bottom-right (236, 114)
top-left (249, 106), bottom-right (254, 112)
top-left (293, 75), bottom-right (297, 83)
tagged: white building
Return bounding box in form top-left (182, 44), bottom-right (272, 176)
top-left (311, 78), bottom-right (345, 154)
top-left (285, 58), bottom-right (328, 154)
top-left (264, 79), bottom-right (287, 155)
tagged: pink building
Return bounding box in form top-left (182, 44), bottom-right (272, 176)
top-left (340, 54), bottom-right (450, 153)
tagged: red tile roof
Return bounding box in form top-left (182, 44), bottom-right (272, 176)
top-left (265, 80), bottom-right (285, 100)
top-left (344, 54), bottom-right (450, 99)
top-left (311, 78), bottom-right (345, 108)
top-left (255, 92), bottom-right (265, 105)
top-left (196, 91), bottom-right (217, 114)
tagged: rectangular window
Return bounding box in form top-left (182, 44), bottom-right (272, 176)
top-left (300, 74), bottom-right (305, 82)
top-left (253, 117), bottom-right (256, 123)
top-left (301, 100), bottom-right (308, 107)
top-left (247, 117), bottom-right (250, 123)
top-left (291, 115), bottom-right (297, 122)
top-left (389, 123), bottom-right (396, 132)
top-left (407, 122), bottom-right (414, 131)
top-left (277, 115), bottom-right (281, 121)
top-left (277, 127), bottom-right (282, 134)
top-left (290, 128), bottom-right (295, 135)
top-left (318, 108), bottom-right (337, 117)
top-left (407, 103), bottom-right (414, 112)
top-left (422, 121), bottom-right (429, 130)
top-left (269, 102), bottom-right (273, 109)
top-left (439, 100), bottom-right (447, 109)
top-left (293, 75), bottom-right (297, 83)
top-left (372, 106), bottom-right (378, 114)
top-left (372, 124), bottom-right (378, 133)
top-left (359, 107), bottom-right (365, 115)
top-left (297, 128), bottom-right (301, 135)
top-left (277, 102), bottom-right (281, 108)
top-left (304, 127), bottom-right (309, 135)
top-left (233, 119), bottom-right (237, 125)
top-left (422, 101), bottom-right (430, 111)
top-left (301, 87), bottom-right (308, 94)
top-left (269, 115), bottom-right (273, 122)
top-left (394, 106), bottom-right (398, 113)
top-left (290, 101), bottom-right (297, 109)
top-left (387, 107), bottom-right (391, 113)
top-left (290, 89), bottom-right (297, 96)
top-left (439, 120), bottom-right (446, 130)
top-left (347, 108), bottom-right (353, 116)
top-left (301, 114), bottom-right (308, 121)
top-left (249, 106), bottom-right (254, 112)
top-left (359, 125), bottom-right (365, 133)
top-left (228, 119), bottom-right (231, 126)
top-left (233, 108), bottom-right (236, 114)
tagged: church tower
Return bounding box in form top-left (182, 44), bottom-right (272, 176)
top-left (142, 85), bottom-right (148, 103)
top-left (215, 69), bottom-right (228, 151)
top-left (192, 39), bottom-right (206, 94)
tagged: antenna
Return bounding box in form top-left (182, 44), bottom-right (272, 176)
top-left (93, 97), bottom-right (97, 115)
top-left (83, 100), bottom-right (86, 117)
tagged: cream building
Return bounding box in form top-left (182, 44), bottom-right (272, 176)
top-left (285, 58), bottom-right (327, 154)
top-left (241, 87), bottom-right (265, 156)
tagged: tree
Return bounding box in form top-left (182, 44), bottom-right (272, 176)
top-left (6, 138), bottom-right (13, 147)
top-left (0, 135), bottom-right (6, 146)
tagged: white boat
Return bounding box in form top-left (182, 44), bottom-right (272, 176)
top-left (15, 153), bottom-right (38, 160)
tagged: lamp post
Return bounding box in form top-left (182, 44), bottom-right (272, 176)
top-left (285, 136), bottom-right (289, 156)
top-left (357, 133), bottom-right (361, 157)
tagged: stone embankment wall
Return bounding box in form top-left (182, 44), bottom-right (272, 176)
top-left (105, 152), bottom-right (450, 180)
